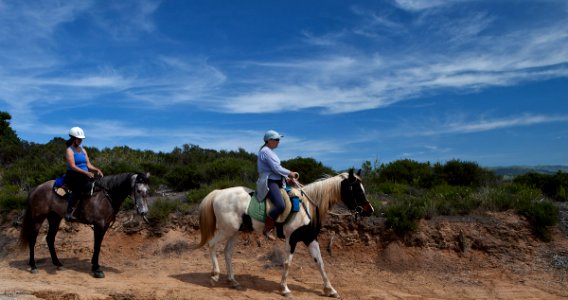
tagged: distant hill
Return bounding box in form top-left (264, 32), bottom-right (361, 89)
top-left (489, 165), bottom-right (568, 177)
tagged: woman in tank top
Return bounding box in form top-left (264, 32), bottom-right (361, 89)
top-left (64, 126), bottom-right (103, 221)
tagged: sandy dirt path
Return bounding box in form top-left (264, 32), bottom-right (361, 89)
top-left (1, 217), bottom-right (567, 300)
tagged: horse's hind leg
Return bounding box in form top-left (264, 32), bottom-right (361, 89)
top-left (207, 230), bottom-right (232, 286)
top-left (26, 227), bottom-right (40, 273)
top-left (46, 213), bottom-right (63, 268)
top-left (224, 234), bottom-right (241, 289)
top-left (25, 217), bottom-right (46, 273)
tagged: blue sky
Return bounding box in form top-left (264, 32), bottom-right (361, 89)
top-left (1, 0), bottom-right (567, 171)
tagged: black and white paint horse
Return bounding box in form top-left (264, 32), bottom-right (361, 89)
top-left (192, 169), bottom-right (374, 297)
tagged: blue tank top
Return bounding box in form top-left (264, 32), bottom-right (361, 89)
top-left (68, 146), bottom-right (88, 172)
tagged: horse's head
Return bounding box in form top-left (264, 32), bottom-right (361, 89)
top-left (131, 172), bottom-right (150, 221)
top-left (340, 169), bottom-right (374, 217)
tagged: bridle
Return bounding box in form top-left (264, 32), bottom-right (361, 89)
top-left (337, 177), bottom-right (369, 222)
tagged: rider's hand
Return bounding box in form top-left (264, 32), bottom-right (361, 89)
top-left (288, 172), bottom-right (299, 179)
top-left (87, 171), bottom-right (95, 178)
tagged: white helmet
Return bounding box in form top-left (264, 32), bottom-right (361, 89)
top-left (69, 127), bottom-right (85, 139)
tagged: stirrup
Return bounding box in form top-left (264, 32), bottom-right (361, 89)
top-left (65, 210), bottom-right (76, 222)
top-left (263, 229), bottom-right (276, 241)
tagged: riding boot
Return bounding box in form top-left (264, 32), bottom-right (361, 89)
top-left (65, 193), bottom-right (77, 222)
top-left (263, 217), bottom-right (276, 241)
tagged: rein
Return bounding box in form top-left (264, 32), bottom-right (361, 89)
top-left (290, 178), bottom-right (318, 208)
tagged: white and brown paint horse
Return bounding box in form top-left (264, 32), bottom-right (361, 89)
top-left (192, 169), bottom-right (374, 297)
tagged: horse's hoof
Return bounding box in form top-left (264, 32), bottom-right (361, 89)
top-left (282, 291), bottom-right (292, 298)
top-left (92, 270), bottom-right (105, 278)
top-left (324, 288), bottom-right (340, 298)
top-left (30, 268), bottom-right (38, 274)
top-left (56, 265), bottom-right (64, 271)
top-left (209, 278), bottom-right (217, 286)
top-left (229, 281), bottom-right (242, 290)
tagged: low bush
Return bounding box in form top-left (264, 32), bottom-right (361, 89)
top-left (424, 185), bottom-right (480, 216)
top-left (518, 200), bottom-right (559, 242)
top-left (384, 196), bottom-right (426, 236)
top-left (147, 198), bottom-right (193, 224)
top-left (0, 185), bottom-right (27, 214)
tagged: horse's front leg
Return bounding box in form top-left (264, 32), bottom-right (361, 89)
top-left (46, 213), bottom-right (63, 269)
top-left (91, 226), bottom-right (107, 278)
top-left (280, 239), bottom-right (295, 297)
top-left (308, 240), bottom-right (339, 298)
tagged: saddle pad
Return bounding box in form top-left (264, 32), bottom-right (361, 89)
top-left (247, 193), bottom-right (266, 222)
top-left (247, 188), bottom-right (296, 223)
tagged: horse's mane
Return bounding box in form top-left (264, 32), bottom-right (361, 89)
top-left (96, 173), bottom-right (134, 191)
top-left (302, 172), bottom-right (350, 221)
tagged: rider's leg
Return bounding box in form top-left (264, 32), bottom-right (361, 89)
top-left (65, 192), bottom-right (76, 221)
top-left (264, 180), bottom-right (284, 240)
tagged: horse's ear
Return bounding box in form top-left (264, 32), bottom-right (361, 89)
top-left (145, 172), bottom-right (151, 178)
top-left (349, 168), bottom-right (354, 178)
top-left (356, 169), bottom-right (362, 177)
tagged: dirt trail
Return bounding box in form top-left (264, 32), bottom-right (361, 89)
top-left (1, 211), bottom-right (567, 300)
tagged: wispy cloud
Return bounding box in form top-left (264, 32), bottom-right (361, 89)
top-left (213, 2), bottom-right (568, 114)
top-left (394, 0), bottom-right (472, 12)
top-left (408, 114), bottom-right (568, 137)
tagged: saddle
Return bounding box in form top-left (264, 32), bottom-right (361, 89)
top-left (52, 175), bottom-right (99, 198)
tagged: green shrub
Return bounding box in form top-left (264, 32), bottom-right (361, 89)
top-left (0, 185), bottom-right (27, 214)
top-left (121, 197), bottom-right (135, 211)
top-left (165, 165), bottom-right (202, 191)
top-left (365, 193), bottom-right (383, 217)
top-left (424, 185), bottom-right (480, 216)
top-left (384, 196), bottom-right (425, 236)
top-left (185, 187), bottom-right (212, 205)
top-left (147, 198), bottom-right (193, 224)
top-left (518, 200), bottom-right (559, 241)
top-left (379, 159), bottom-right (434, 188)
top-left (201, 157), bottom-right (256, 184)
top-left (375, 182), bottom-right (408, 195)
top-left (514, 171), bottom-right (568, 201)
top-left (433, 159), bottom-right (497, 187)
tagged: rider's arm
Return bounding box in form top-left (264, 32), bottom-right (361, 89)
top-left (83, 149), bottom-right (103, 176)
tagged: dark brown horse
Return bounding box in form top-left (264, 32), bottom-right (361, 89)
top-left (19, 172), bottom-right (150, 278)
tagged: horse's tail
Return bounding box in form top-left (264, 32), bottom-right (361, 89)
top-left (190, 189), bottom-right (219, 249)
top-left (18, 191), bottom-right (35, 250)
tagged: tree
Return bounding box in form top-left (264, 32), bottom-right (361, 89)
top-left (0, 111), bottom-right (22, 166)
top-left (282, 157), bottom-right (335, 184)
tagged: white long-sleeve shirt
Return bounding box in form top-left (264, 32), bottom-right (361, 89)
top-left (256, 146), bottom-right (291, 200)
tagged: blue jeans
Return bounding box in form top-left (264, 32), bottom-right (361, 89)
top-left (267, 179), bottom-right (285, 220)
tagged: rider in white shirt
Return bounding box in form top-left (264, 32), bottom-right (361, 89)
top-left (256, 130), bottom-right (298, 240)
